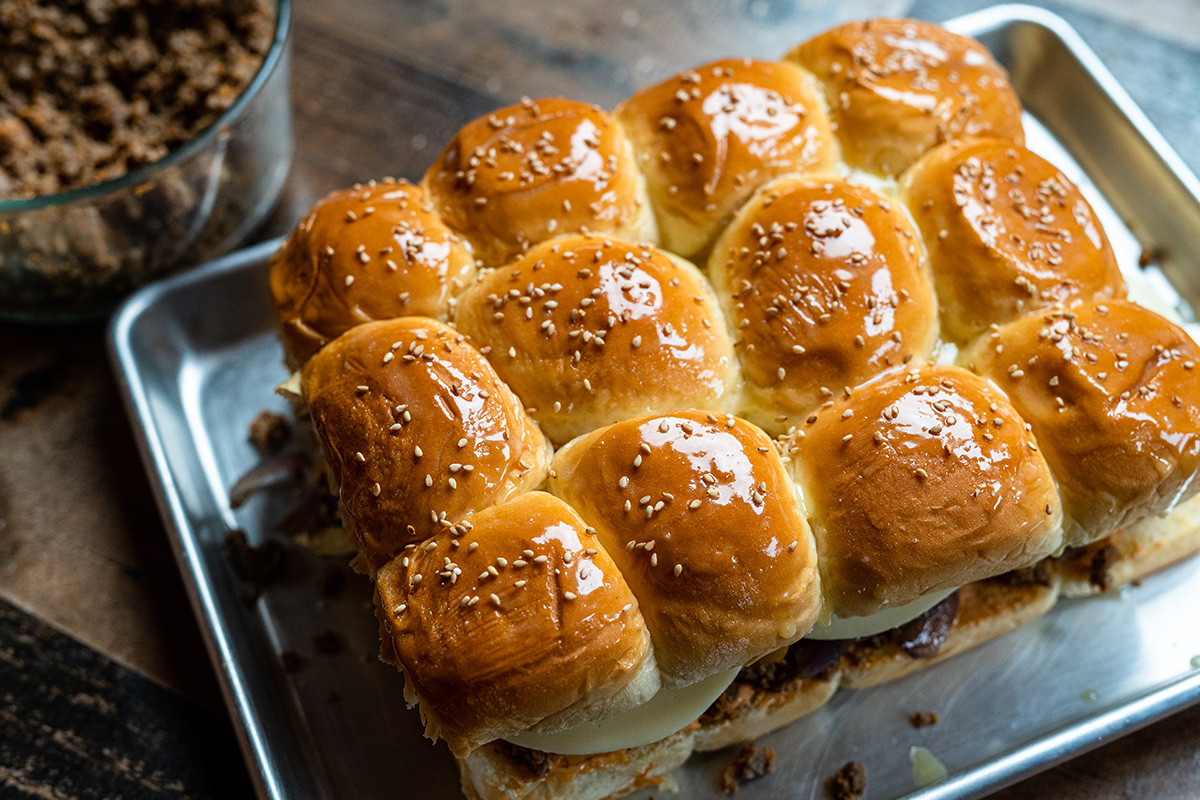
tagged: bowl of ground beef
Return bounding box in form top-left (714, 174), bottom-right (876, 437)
top-left (0, 0), bottom-right (292, 322)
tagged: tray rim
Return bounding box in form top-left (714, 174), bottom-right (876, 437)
top-left (108, 7), bottom-right (1200, 800)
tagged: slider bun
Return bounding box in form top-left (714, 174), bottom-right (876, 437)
top-left (301, 317), bottom-right (550, 570)
top-left (269, 179), bottom-right (475, 369)
top-left (901, 139), bottom-right (1125, 343)
top-left (550, 410), bottom-right (821, 688)
top-left (709, 176), bottom-right (937, 436)
top-left (616, 58), bottom-right (838, 258)
top-left (376, 492), bottom-right (659, 757)
top-left (454, 234), bottom-right (739, 444)
top-left (794, 364), bottom-right (1063, 618)
top-left (423, 98), bottom-right (656, 267)
top-left (962, 300), bottom-right (1200, 543)
top-left (787, 19), bottom-right (1024, 176)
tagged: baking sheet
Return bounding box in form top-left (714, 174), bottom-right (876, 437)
top-left (109, 7), bottom-right (1200, 800)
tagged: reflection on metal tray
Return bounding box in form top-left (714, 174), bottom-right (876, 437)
top-left (109, 7), bottom-right (1200, 800)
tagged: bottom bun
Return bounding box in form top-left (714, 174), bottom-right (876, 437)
top-left (838, 572), bottom-right (1061, 689)
top-left (1057, 493), bottom-right (1200, 598)
top-left (459, 730), bottom-right (694, 800)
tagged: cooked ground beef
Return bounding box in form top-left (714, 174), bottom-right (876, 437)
top-left (0, 0), bottom-right (274, 198)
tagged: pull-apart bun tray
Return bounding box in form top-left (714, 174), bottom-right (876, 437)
top-left (110, 7), bottom-right (1200, 800)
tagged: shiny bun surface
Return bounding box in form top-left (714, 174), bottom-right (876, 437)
top-left (269, 180), bottom-right (476, 368)
top-left (901, 139), bottom-right (1124, 343)
top-left (423, 97), bottom-right (655, 267)
top-left (454, 234), bottom-right (738, 444)
top-left (376, 491), bottom-right (657, 756)
top-left (617, 58), bottom-right (838, 257)
top-left (794, 364), bottom-right (1063, 617)
top-left (963, 300), bottom-right (1200, 542)
top-left (709, 176), bottom-right (937, 435)
top-left (550, 410), bottom-right (821, 687)
top-left (301, 317), bottom-right (549, 569)
top-left (787, 18), bottom-right (1024, 176)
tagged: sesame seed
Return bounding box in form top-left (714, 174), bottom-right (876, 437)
top-left (564, 591), bottom-right (577, 600)
top-left (533, 555), bottom-right (548, 564)
top-left (490, 593), bottom-right (501, 606)
top-left (371, 482), bottom-right (381, 496)
top-left (673, 564), bottom-right (683, 577)
top-left (622, 603), bottom-right (632, 612)
top-left (788, 541), bottom-right (798, 552)
top-left (915, 468), bottom-right (928, 480)
top-left (842, 409), bottom-right (854, 419)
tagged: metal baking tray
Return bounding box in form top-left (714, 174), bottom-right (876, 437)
top-left (110, 6), bottom-right (1200, 800)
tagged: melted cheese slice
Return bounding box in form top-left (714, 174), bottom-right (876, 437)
top-left (503, 666), bottom-right (739, 755)
top-left (805, 587), bottom-right (957, 641)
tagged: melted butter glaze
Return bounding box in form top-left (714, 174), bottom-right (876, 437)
top-left (709, 177), bottom-right (937, 435)
top-left (269, 179), bottom-right (475, 368)
top-left (902, 140), bottom-right (1125, 343)
top-left (965, 300), bottom-right (1200, 542)
top-left (376, 492), bottom-right (652, 756)
top-left (616, 58), bottom-right (837, 257)
top-left (423, 98), bottom-right (651, 267)
top-left (301, 317), bottom-right (548, 569)
top-left (550, 410), bottom-right (820, 687)
top-left (788, 19), bottom-right (1024, 176)
top-left (454, 234), bottom-right (737, 444)
top-left (796, 364), bottom-right (1062, 618)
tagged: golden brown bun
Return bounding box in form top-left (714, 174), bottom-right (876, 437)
top-left (787, 19), bottom-right (1024, 176)
top-left (454, 234), bottom-right (739, 444)
top-left (269, 180), bottom-right (476, 369)
top-left (376, 492), bottom-right (659, 757)
top-left (615, 58), bottom-right (838, 258)
top-left (301, 317), bottom-right (550, 569)
top-left (901, 140), bottom-right (1125, 343)
top-left (793, 364), bottom-right (1063, 618)
top-left (549, 409), bottom-right (821, 688)
top-left (708, 176), bottom-right (938, 435)
top-left (963, 300), bottom-right (1200, 544)
top-left (423, 98), bottom-right (656, 267)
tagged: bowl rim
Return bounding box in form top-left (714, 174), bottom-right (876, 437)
top-left (0, 0), bottom-right (292, 213)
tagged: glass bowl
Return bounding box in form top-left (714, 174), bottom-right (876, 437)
top-left (0, 0), bottom-right (293, 323)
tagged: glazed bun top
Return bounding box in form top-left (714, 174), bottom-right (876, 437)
top-left (616, 57), bottom-right (838, 258)
top-left (453, 234), bottom-right (739, 444)
top-left (423, 97), bottom-right (656, 267)
top-left (793, 364), bottom-right (1063, 618)
top-left (709, 176), bottom-right (938, 435)
top-left (301, 317), bottom-right (550, 570)
top-left (550, 409), bottom-right (821, 688)
top-left (901, 139), bottom-right (1125, 343)
top-left (269, 179), bottom-right (476, 369)
top-left (375, 491), bottom-right (658, 757)
top-left (787, 18), bottom-right (1024, 176)
top-left (963, 300), bottom-right (1200, 543)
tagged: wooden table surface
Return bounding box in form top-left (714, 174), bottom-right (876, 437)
top-left (2, 0), bottom-right (1200, 798)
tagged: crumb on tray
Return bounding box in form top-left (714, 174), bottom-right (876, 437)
top-left (719, 744), bottom-right (777, 794)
